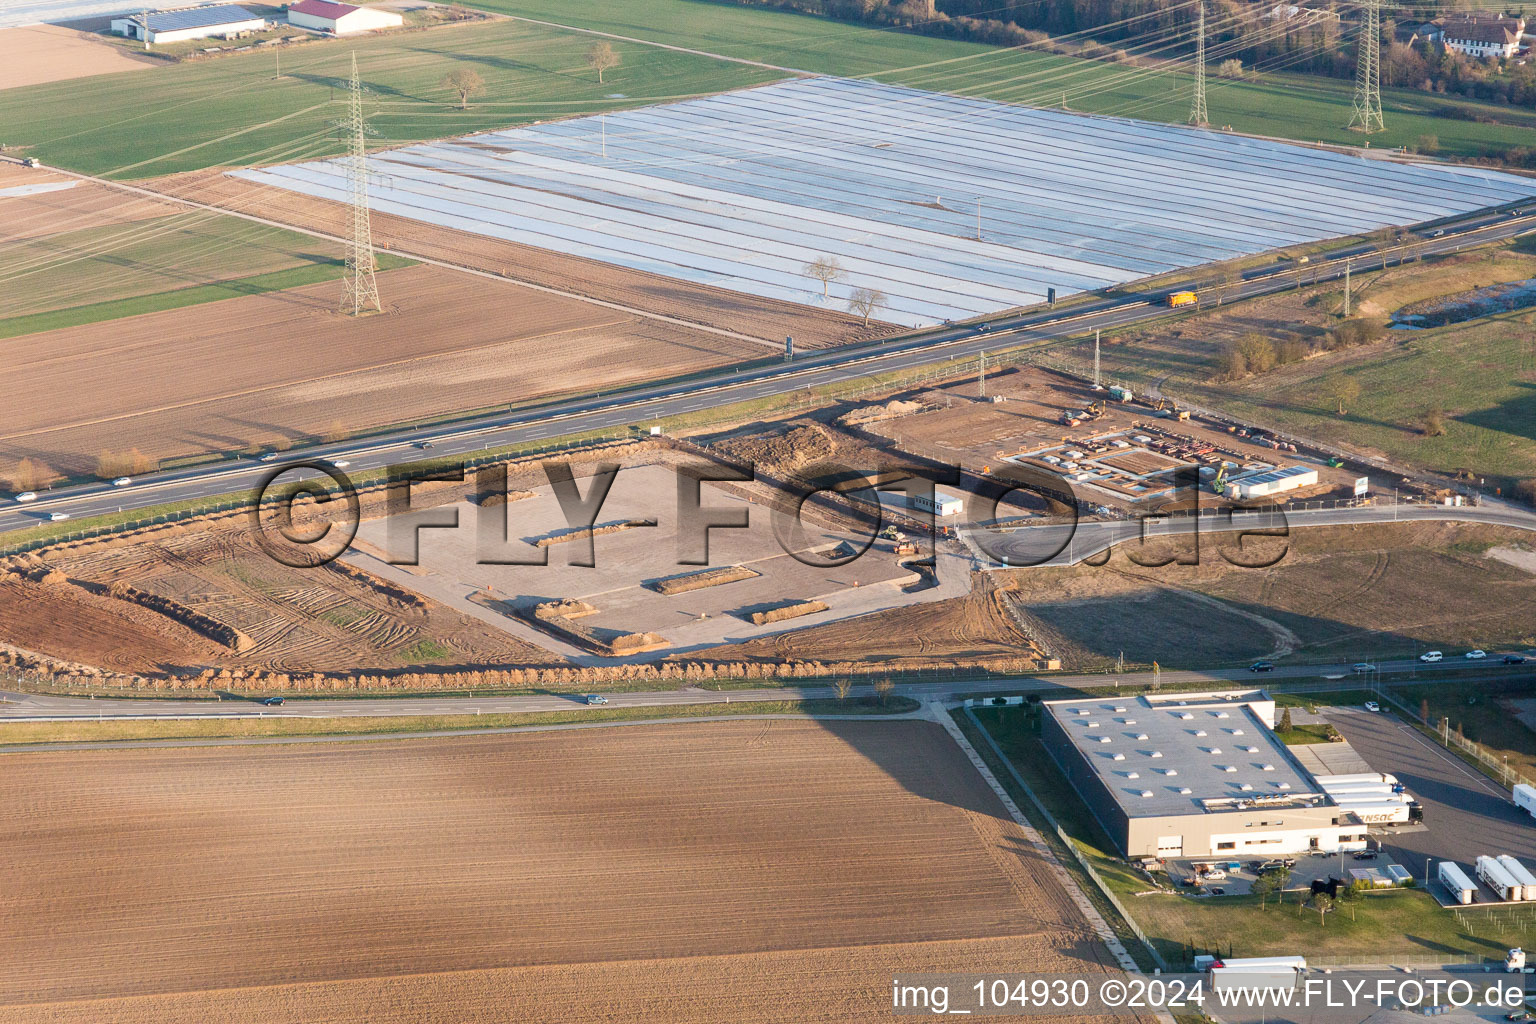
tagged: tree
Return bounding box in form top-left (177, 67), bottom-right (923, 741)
top-left (1335, 881), bottom-right (1361, 921)
top-left (1416, 133), bottom-right (1440, 154)
top-left (1326, 376), bottom-right (1362, 416)
top-left (1250, 871), bottom-right (1282, 910)
top-left (873, 676), bottom-right (894, 706)
top-left (439, 69), bottom-right (484, 110)
top-left (803, 255), bottom-right (843, 298)
top-left (834, 677), bottom-right (852, 703)
top-left (1309, 892), bottom-right (1334, 925)
top-left (10, 457), bottom-right (58, 493)
top-left (847, 286), bottom-right (887, 326)
top-left (1278, 707), bottom-right (1294, 733)
top-left (1217, 58), bottom-right (1244, 79)
top-left (585, 41), bottom-right (621, 84)
top-left (1421, 406), bottom-right (1446, 437)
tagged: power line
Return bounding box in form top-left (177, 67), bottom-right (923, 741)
top-left (339, 52), bottom-right (381, 316)
top-left (1349, 0), bottom-right (1386, 134)
top-left (1189, 0), bottom-right (1209, 127)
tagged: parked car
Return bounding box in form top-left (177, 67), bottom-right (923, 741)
top-left (13, 491), bottom-right (37, 503)
top-left (1504, 655), bottom-right (1528, 665)
top-left (1249, 660), bottom-right (1275, 673)
top-left (1364, 701), bottom-right (1381, 713)
top-left (111, 476), bottom-right (132, 487)
top-left (1208, 887), bottom-right (1226, 895)
top-left (1352, 662), bottom-right (1376, 674)
top-left (258, 696), bottom-right (285, 706)
top-left (584, 694), bottom-right (608, 706)
top-left (1353, 850), bottom-right (1379, 860)
top-left (1465, 649), bottom-right (1487, 660)
top-left (1420, 650), bottom-right (1444, 663)
top-left (1203, 869), bottom-right (1227, 881)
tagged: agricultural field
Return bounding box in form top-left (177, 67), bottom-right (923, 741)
top-left (0, 18), bottom-right (779, 178)
top-left (0, 720), bottom-right (1127, 1023)
top-left (473, 0), bottom-right (1536, 160)
top-left (0, 24), bottom-right (154, 90)
top-left (0, 178), bottom-right (413, 339)
top-left (0, 264), bottom-right (768, 479)
top-left (1051, 243), bottom-right (1536, 492)
top-left (998, 521), bottom-right (1536, 670)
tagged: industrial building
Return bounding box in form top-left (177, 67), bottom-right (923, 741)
top-left (286, 0), bottom-right (402, 34)
top-left (1226, 465), bottom-right (1319, 500)
top-left (110, 4), bottom-right (265, 44)
top-left (1041, 690), bottom-right (1375, 858)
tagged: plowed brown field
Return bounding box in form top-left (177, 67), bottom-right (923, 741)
top-left (0, 166), bottom-right (174, 243)
top-left (154, 170), bottom-right (896, 348)
top-left (0, 720), bottom-right (1122, 1023)
top-left (1, 264), bottom-right (764, 474)
top-left (0, 25), bottom-right (155, 91)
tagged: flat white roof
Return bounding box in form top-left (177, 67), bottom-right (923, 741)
top-left (235, 77), bottom-right (1535, 328)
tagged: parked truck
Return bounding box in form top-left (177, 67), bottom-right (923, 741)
top-left (1513, 783), bottom-right (1536, 819)
top-left (1479, 855), bottom-right (1526, 901)
top-left (1108, 385), bottom-right (1133, 403)
top-left (1498, 856), bottom-right (1536, 901)
top-left (1439, 861), bottom-right (1477, 905)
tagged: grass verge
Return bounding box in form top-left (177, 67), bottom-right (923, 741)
top-left (0, 695), bottom-right (920, 746)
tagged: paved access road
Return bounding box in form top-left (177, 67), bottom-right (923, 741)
top-left (0, 163), bottom-right (1530, 537)
top-left (975, 502), bottom-right (1536, 567)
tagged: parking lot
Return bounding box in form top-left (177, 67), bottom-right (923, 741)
top-left (1323, 705), bottom-right (1536, 905)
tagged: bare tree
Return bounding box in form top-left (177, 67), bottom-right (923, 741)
top-left (873, 676), bottom-right (894, 706)
top-left (10, 457), bottom-right (58, 493)
top-left (586, 41), bottom-right (621, 84)
top-left (834, 677), bottom-right (852, 703)
top-left (846, 286), bottom-right (886, 326)
top-left (439, 68), bottom-right (484, 109)
top-left (803, 255), bottom-right (843, 298)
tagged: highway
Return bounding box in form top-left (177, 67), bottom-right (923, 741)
top-left (2, 193), bottom-right (1533, 538)
top-left (3, 656), bottom-right (1530, 721)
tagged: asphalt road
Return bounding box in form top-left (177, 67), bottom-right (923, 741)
top-left (3, 657), bottom-right (1530, 721)
top-left (2, 186), bottom-right (1531, 536)
top-left (975, 502), bottom-right (1536, 567)
top-left (1323, 705), bottom-right (1536, 895)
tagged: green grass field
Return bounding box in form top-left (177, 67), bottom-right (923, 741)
top-left (473, 0), bottom-right (1536, 159)
top-left (0, 18), bottom-right (777, 178)
top-left (0, 212), bottom-right (414, 335)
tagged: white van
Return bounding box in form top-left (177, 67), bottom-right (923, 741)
top-left (1420, 650), bottom-right (1443, 663)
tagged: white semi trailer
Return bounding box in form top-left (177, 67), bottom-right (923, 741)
top-left (1439, 861), bottom-right (1477, 905)
top-left (1514, 783), bottom-right (1536, 819)
top-left (1498, 856), bottom-right (1536, 901)
top-left (1318, 773), bottom-right (1399, 786)
top-left (1479, 855), bottom-right (1526, 901)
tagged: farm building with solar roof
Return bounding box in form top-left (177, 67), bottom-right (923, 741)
top-left (110, 4), bottom-right (266, 44)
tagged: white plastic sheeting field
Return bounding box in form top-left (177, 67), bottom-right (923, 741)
top-left (235, 77), bottom-right (1534, 328)
top-left (0, 0), bottom-right (223, 27)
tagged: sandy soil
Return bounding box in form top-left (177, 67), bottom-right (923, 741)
top-left (153, 170), bottom-right (898, 349)
top-left (6, 514), bottom-right (556, 674)
top-left (0, 720), bottom-right (1120, 1022)
top-left (0, 25), bottom-right (155, 90)
top-left (688, 576), bottom-right (1042, 670)
top-left (0, 264), bottom-right (765, 474)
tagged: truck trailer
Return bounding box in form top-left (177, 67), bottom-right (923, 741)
top-left (1479, 855), bottom-right (1526, 901)
top-left (1498, 856), bottom-right (1536, 901)
top-left (1439, 861), bottom-right (1477, 905)
top-left (1317, 773), bottom-right (1399, 786)
top-left (1514, 783), bottom-right (1536, 819)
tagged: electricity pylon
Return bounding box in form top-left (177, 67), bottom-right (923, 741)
top-left (340, 52), bottom-right (381, 315)
top-left (1349, 0), bottom-right (1385, 134)
top-left (1189, 1), bottom-right (1208, 127)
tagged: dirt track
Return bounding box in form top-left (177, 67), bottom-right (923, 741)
top-left (0, 720), bottom-right (1117, 1022)
top-left (1, 264), bottom-right (764, 473)
top-left (154, 170), bottom-right (897, 349)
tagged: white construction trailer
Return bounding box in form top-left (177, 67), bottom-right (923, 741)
top-left (1479, 855), bottom-right (1526, 901)
top-left (1439, 861), bottom-right (1477, 905)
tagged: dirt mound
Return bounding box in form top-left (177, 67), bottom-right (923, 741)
top-left (714, 423), bottom-right (842, 474)
top-left (749, 600), bottom-right (829, 625)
